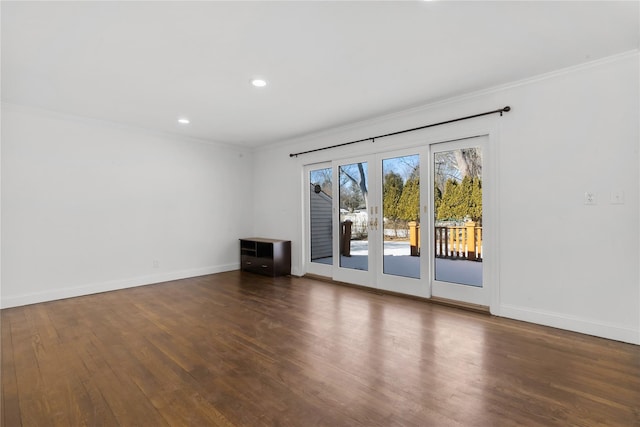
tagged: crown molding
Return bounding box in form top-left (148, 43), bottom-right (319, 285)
top-left (262, 49), bottom-right (639, 153)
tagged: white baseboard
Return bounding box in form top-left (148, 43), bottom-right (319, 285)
top-left (500, 303), bottom-right (639, 345)
top-left (0, 263), bottom-right (239, 309)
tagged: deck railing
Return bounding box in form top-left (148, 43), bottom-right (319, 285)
top-left (435, 222), bottom-right (483, 261)
top-left (409, 221), bottom-right (483, 261)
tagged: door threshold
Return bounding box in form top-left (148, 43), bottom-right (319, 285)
top-left (302, 274), bottom-right (490, 314)
top-left (429, 296), bottom-right (489, 314)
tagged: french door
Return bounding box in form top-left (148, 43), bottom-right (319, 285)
top-left (375, 148), bottom-right (428, 296)
top-left (305, 135), bottom-right (490, 307)
top-left (332, 156), bottom-right (376, 287)
top-left (430, 137), bottom-right (489, 306)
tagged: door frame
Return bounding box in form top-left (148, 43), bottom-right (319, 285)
top-left (300, 121), bottom-right (501, 314)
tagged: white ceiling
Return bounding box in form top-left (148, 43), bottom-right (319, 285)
top-left (2, 1), bottom-right (639, 147)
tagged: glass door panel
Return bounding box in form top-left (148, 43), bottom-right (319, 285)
top-left (338, 161), bottom-right (369, 271)
top-left (431, 136), bottom-right (489, 306)
top-left (376, 148), bottom-right (428, 298)
top-left (304, 163), bottom-right (333, 277)
top-left (381, 154), bottom-right (420, 279)
top-left (332, 157), bottom-right (375, 287)
top-left (309, 167), bottom-right (333, 266)
top-left (433, 147), bottom-right (483, 287)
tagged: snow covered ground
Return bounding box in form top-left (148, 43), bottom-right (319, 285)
top-left (313, 240), bottom-right (482, 287)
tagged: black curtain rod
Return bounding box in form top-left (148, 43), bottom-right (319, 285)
top-left (289, 105), bottom-right (511, 158)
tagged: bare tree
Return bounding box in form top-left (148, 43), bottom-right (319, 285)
top-left (339, 163), bottom-right (368, 211)
top-left (313, 167), bottom-right (333, 196)
top-left (453, 148), bottom-right (482, 179)
top-left (435, 148), bottom-right (482, 195)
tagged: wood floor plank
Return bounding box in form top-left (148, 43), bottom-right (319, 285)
top-left (2, 271), bottom-right (640, 426)
top-left (1, 311), bottom-right (22, 427)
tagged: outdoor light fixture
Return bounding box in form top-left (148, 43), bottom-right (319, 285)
top-left (177, 118), bottom-right (190, 124)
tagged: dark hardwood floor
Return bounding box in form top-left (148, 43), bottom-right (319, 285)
top-left (2, 271), bottom-right (639, 426)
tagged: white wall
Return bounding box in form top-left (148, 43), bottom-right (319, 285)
top-left (252, 52), bottom-right (640, 344)
top-left (1, 104), bottom-right (253, 308)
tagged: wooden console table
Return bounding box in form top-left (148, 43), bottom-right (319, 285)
top-left (239, 238), bottom-right (291, 277)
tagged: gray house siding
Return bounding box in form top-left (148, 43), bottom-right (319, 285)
top-left (310, 185), bottom-right (332, 260)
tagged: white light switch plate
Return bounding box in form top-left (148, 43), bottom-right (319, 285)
top-left (610, 190), bottom-right (625, 205)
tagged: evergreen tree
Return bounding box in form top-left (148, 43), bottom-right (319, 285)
top-left (470, 177), bottom-right (482, 222)
top-left (437, 179), bottom-right (459, 221)
top-left (383, 172), bottom-right (404, 220)
top-left (458, 175), bottom-right (473, 219)
top-left (434, 184), bottom-right (443, 216)
top-left (436, 177), bottom-right (482, 223)
top-left (398, 176), bottom-right (420, 221)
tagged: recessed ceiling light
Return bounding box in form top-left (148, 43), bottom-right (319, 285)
top-left (251, 78), bottom-right (267, 87)
top-left (177, 118), bottom-right (190, 124)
